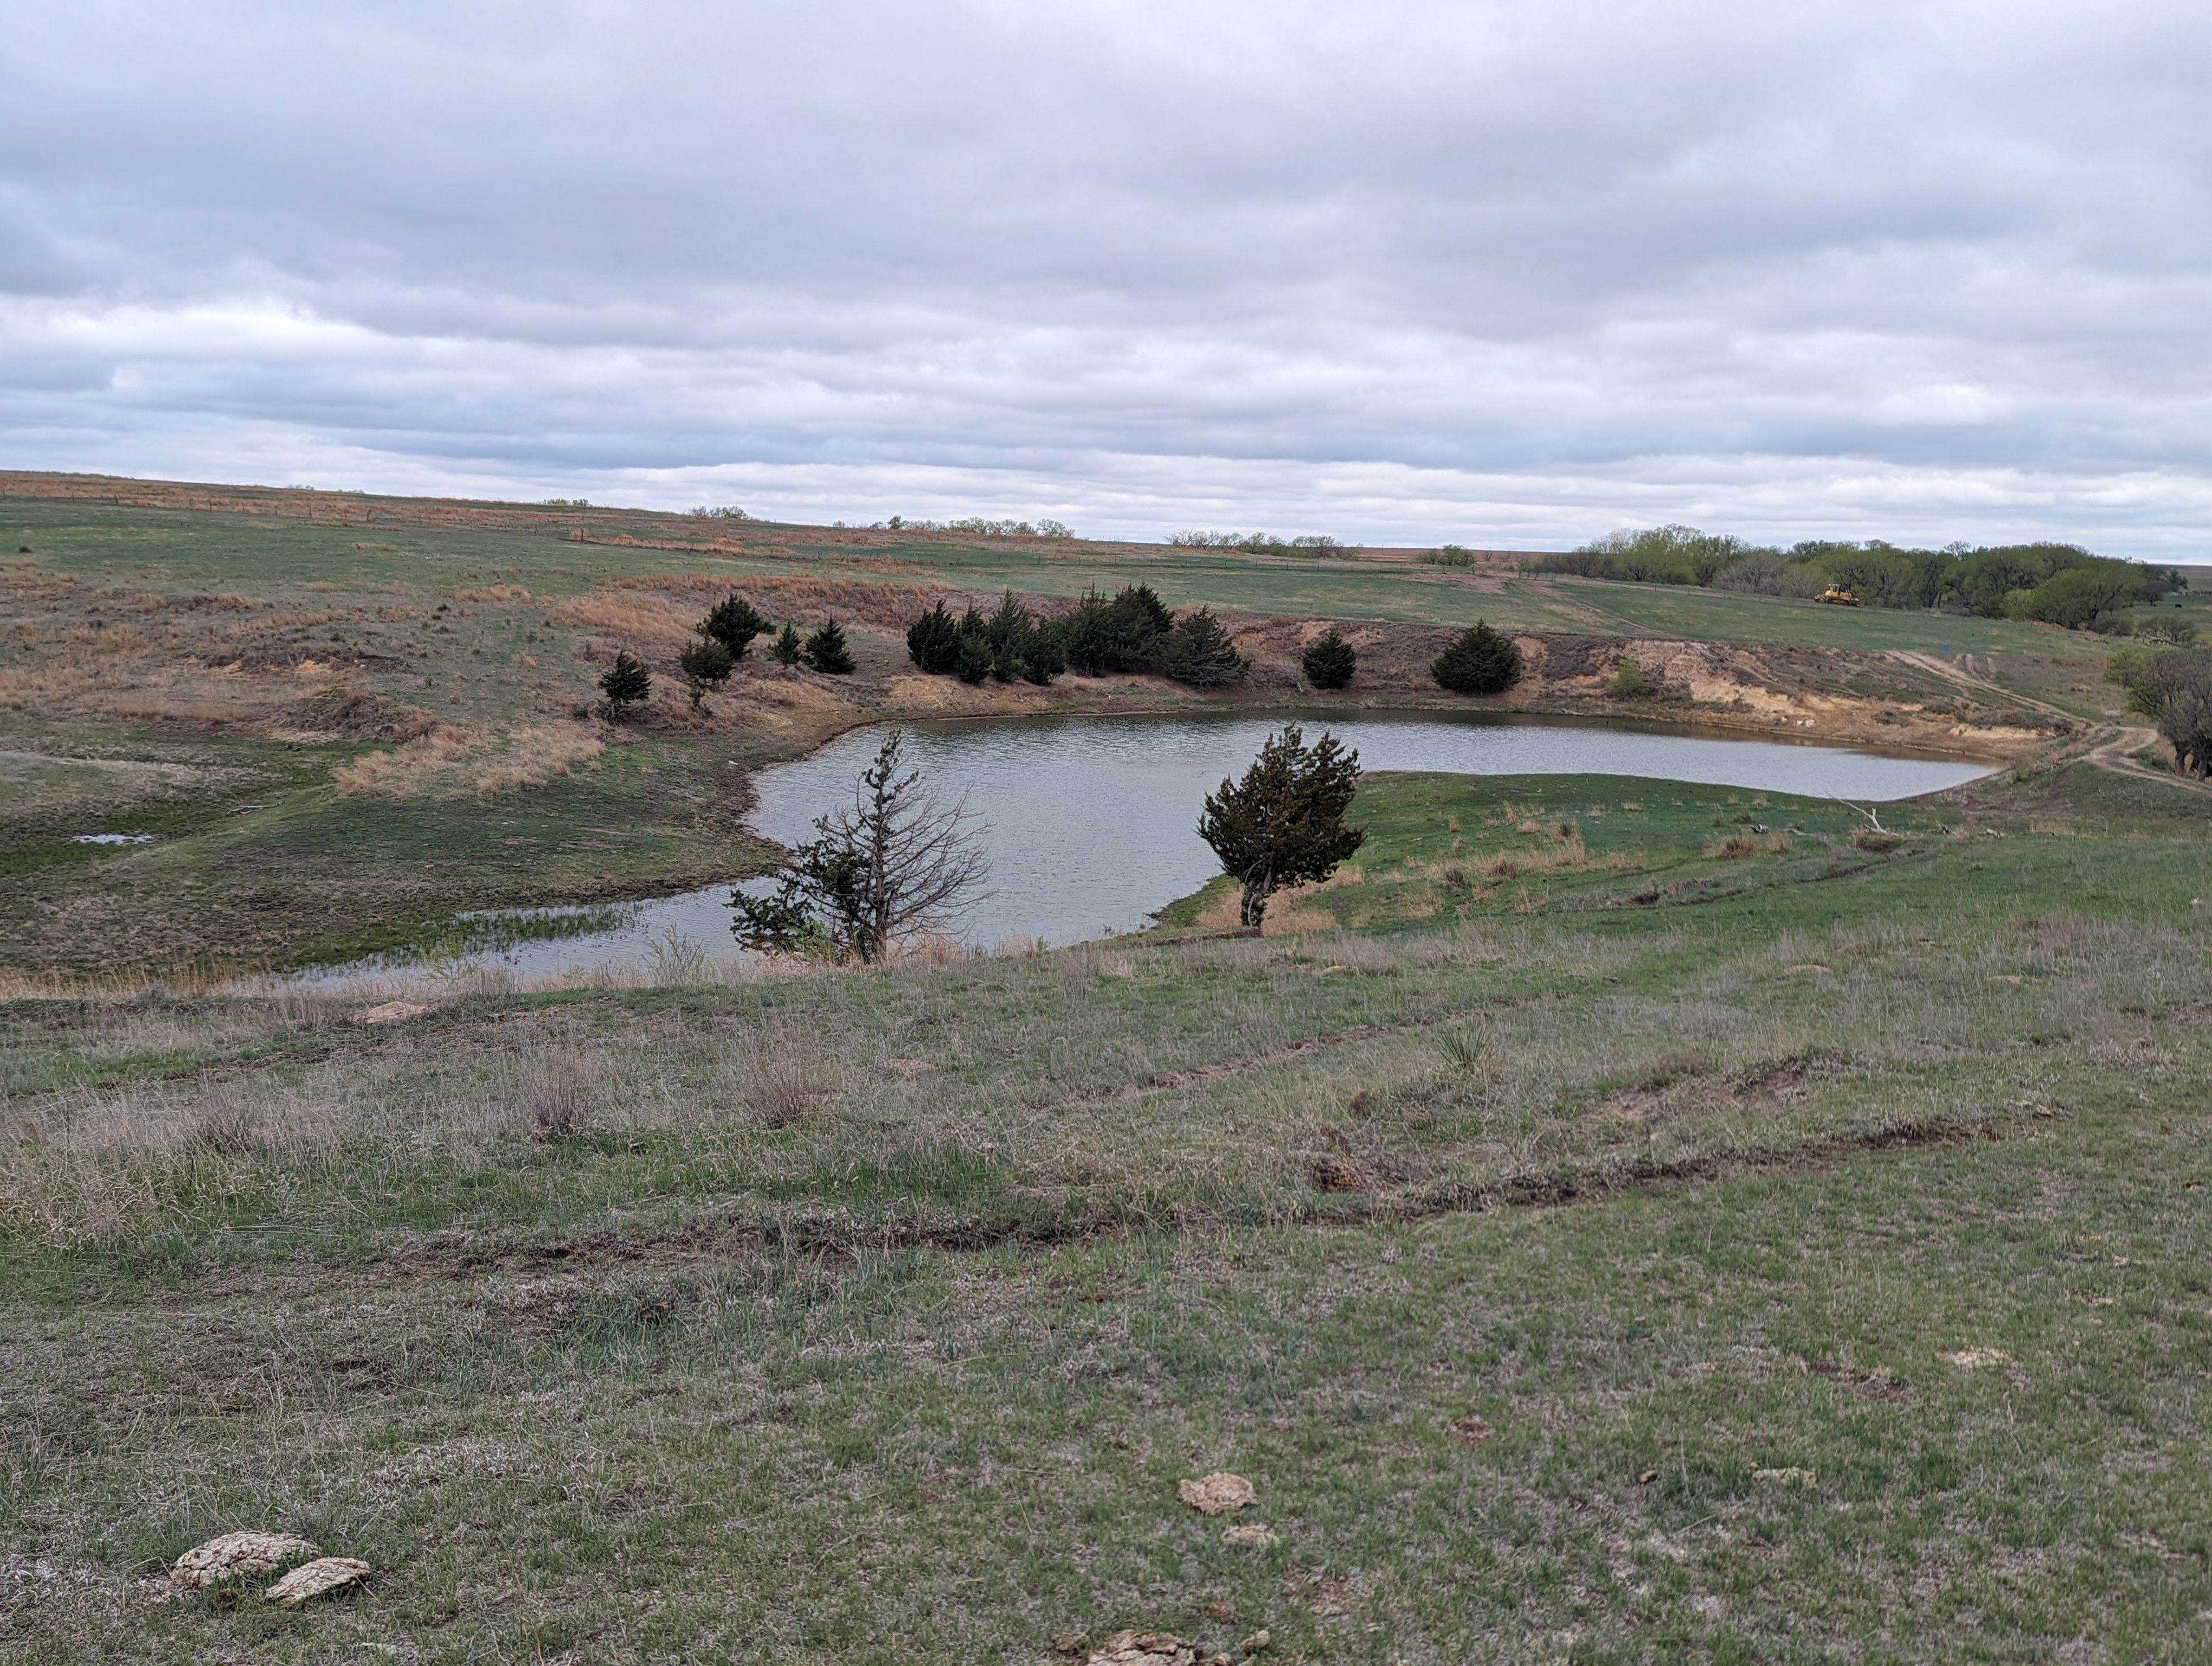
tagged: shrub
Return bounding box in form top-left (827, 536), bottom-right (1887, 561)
top-left (803, 620), bottom-right (855, 675)
top-left (1061, 584), bottom-right (1173, 675)
top-left (599, 651), bottom-right (651, 712)
top-left (678, 636), bottom-right (734, 693)
top-left (2109, 645), bottom-right (2212, 777)
top-left (1607, 658), bottom-right (1653, 699)
top-left (770, 623), bottom-right (803, 667)
top-left (1425, 544), bottom-right (1476, 567)
top-left (906, 601), bottom-right (961, 673)
top-left (699, 595), bottom-right (769, 657)
top-left (1433, 621), bottom-right (1522, 695)
top-left (953, 627), bottom-right (993, 684)
top-left (1158, 606), bottom-right (1250, 688)
top-left (1302, 629), bottom-right (1356, 690)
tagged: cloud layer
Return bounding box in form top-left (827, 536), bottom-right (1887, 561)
top-left (4, 1), bottom-right (2209, 550)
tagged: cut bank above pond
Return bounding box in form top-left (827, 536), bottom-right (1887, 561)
top-left (291, 711), bottom-right (1990, 986)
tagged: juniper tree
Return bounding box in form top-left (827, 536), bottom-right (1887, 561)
top-left (803, 621), bottom-right (856, 675)
top-left (731, 731), bottom-right (989, 962)
top-left (678, 637), bottom-right (734, 707)
top-left (1301, 629), bottom-right (1356, 690)
top-left (599, 651), bottom-right (651, 714)
top-left (699, 595), bottom-right (769, 658)
top-left (1060, 583), bottom-right (1173, 674)
top-left (981, 590), bottom-right (1063, 684)
top-left (1159, 606), bottom-right (1250, 688)
top-left (770, 623), bottom-right (803, 667)
top-left (1197, 725), bottom-right (1366, 929)
top-left (953, 628), bottom-right (994, 684)
top-left (1433, 621), bottom-right (1522, 695)
top-left (906, 601), bottom-right (961, 674)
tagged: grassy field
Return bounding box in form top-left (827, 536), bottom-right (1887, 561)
top-left (0, 477), bottom-right (2152, 978)
top-left (4, 476), bottom-right (2208, 1662)
top-left (3, 755), bottom-right (2208, 1661)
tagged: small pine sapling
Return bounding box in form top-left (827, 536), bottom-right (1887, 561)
top-left (803, 620), bottom-right (856, 675)
top-left (1301, 629), bottom-right (1356, 690)
top-left (679, 637), bottom-right (735, 708)
top-left (599, 650), bottom-right (651, 714)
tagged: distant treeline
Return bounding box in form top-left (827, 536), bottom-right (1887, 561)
top-left (1527, 526), bottom-right (2187, 632)
top-left (1169, 530), bottom-right (1361, 558)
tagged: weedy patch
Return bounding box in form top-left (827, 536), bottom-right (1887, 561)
top-left (519, 1045), bottom-right (603, 1142)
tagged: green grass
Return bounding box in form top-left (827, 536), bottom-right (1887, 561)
top-left (3, 482), bottom-right (2204, 1660)
top-left (1548, 575), bottom-right (2077, 655)
top-left (2, 485), bottom-right (2143, 976)
top-left (2, 762), bottom-right (2208, 1658)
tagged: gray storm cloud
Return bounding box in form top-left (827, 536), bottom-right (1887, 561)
top-left (2, 0), bottom-right (2208, 550)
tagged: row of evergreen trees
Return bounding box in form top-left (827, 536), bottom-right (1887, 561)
top-left (690, 595), bottom-right (853, 678)
top-left (904, 588), bottom-right (1524, 699)
top-left (597, 595), bottom-right (858, 714)
top-left (609, 593), bottom-right (1521, 708)
top-left (906, 586), bottom-right (1251, 688)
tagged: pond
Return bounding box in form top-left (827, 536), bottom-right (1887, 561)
top-left (289, 711), bottom-right (1990, 986)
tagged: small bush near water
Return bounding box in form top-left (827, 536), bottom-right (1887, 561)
top-left (1433, 621), bottom-right (1522, 695)
top-left (1301, 629), bottom-right (1356, 690)
top-left (1607, 657), bottom-right (1654, 699)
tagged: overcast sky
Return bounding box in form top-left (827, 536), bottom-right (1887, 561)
top-left (3, 2), bottom-right (2208, 552)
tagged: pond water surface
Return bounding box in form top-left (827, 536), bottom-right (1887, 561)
top-left (295, 711), bottom-right (1989, 985)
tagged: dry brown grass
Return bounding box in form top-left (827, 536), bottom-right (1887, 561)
top-left (518, 1046), bottom-right (602, 1142)
top-left (544, 595), bottom-right (698, 645)
top-left (719, 1022), bottom-right (837, 1127)
top-left (604, 573), bottom-right (958, 633)
top-left (450, 584), bottom-right (531, 603)
top-left (331, 724), bottom-right (605, 799)
top-left (473, 726), bottom-right (608, 796)
top-left (1705, 831), bottom-right (1795, 858)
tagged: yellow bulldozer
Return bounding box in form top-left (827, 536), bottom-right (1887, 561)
top-left (1815, 585), bottom-right (1860, 606)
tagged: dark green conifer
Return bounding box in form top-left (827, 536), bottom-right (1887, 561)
top-left (1301, 629), bottom-right (1356, 690)
top-left (1432, 621), bottom-right (1522, 695)
top-left (803, 620), bottom-right (855, 675)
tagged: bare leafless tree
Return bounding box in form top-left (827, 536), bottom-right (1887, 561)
top-left (732, 730), bottom-right (991, 962)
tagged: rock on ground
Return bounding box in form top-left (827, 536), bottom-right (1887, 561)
top-left (169, 1532), bottom-right (319, 1590)
top-left (1178, 1472), bottom-right (1257, 1515)
top-left (264, 1556), bottom-right (371, 1606)
top-left (1084, 1631), bottom-right (1197, 1665)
